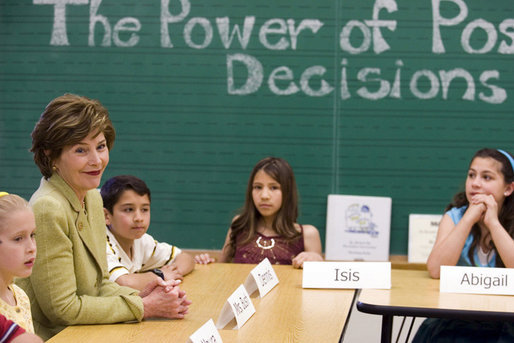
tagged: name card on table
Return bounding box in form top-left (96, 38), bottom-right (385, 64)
top-left (302, 261), bottom-right (391, 289)
top-left (243, 258), bottom-right (279, 298)
top-left (440, 266), bottom-right (513, 295)
top-left (189, 319), bottom-right (223, 343)
top-left (216, 284), bottom-right (256, 330)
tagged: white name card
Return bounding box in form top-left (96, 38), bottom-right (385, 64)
top-left (440, 266), bottom-right (513, 295)
top-left (216, 284), bottom-right (256, 330)
top-left (243, 258), bottom-right (279, 298)
top-left (302, 261), bottom-right (391, 289)
top-left (189, 319), bottom-right (223, 343)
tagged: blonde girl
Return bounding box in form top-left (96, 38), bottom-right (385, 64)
top-left (0, 193), bottom-right (37, 334)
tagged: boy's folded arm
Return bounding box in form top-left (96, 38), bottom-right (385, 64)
top-left (172, 252), bottom-right (195, 275)
top-left (115, 272), bottom-right (160, 292)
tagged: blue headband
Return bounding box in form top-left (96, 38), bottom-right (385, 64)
top-left (498, 149), bottom-right (514, 173)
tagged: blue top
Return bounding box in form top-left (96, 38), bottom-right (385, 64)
top-left (446, 206), bottom-right (496, 267)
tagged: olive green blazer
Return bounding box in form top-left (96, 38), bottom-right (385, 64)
top-left (17, 174), bottom-right (144, 340)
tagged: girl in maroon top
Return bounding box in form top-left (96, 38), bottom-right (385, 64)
top-left (196, 157), bottom-right (323, 267)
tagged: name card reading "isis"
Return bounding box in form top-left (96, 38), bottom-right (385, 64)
top-left (243, 258), bottom-right (279, 298)
top-left (302, 261), bottom-right (391, 289)
top-left (440, 266), bottom-right (513, 295)
top-left (216, 284), bottom-right (256, 330)
top-left (189, 319), bottom-right (223, 343)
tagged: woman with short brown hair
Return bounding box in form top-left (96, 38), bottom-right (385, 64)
top-left (18, 94), bottom-right (190, 340)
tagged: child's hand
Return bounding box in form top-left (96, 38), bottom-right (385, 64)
top-left (463, 200), bottom-right (486, 224)
top-left (161, 264), bottom-right (184, 281)
top-left (194, 253), bottom-right (215, 264)
top-left (472, 194), bottom-right (500, 229)
top-left (140, 278), bottom-right (181, 297)
top-left (292, 251), bottom-right (323, 269)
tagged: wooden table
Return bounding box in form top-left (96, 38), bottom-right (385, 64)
top-left (48, 263), bottom-right (355, 342)
top-left (357, 269), bottom-right (514, 343)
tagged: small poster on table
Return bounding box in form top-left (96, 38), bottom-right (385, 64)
top-left (408, 214), bottom-right (441, 263)
top-left (325, 194), bottom-right (392, 261)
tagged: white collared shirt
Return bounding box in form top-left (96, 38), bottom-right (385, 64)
top-left (106, 228), bottom-right (182, 282)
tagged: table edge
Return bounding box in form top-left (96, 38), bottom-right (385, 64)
top-left (356, 300), bottom-right (514, 322)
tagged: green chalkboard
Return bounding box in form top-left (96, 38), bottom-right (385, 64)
top-left (1, 0), bottom-right (513, 255)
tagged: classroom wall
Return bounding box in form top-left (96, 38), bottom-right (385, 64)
top-left (1, 0), bottom-right (513, 254)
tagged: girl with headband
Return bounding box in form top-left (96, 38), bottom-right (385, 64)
top-left (414, 148), bottom-right (514, 342)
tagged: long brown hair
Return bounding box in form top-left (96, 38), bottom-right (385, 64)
top-left (226, 157), bottom-right (300, 259)
top-left (446, 148), bottom-right (514, 267)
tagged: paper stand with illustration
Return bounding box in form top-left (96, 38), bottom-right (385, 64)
top-left (325, 194), bottom-right (391, 261)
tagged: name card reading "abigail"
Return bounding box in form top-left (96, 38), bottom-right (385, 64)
top-left (302, 261), bottom-right (391, 289)
top-left (243, 258), bottom-right (279, 298)
top-left (189, 319), bottom-right (223, 343)
top-left (440, 266), bottom-right (514, 295)
top-left (216, 284), bottom-right (256, 330)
